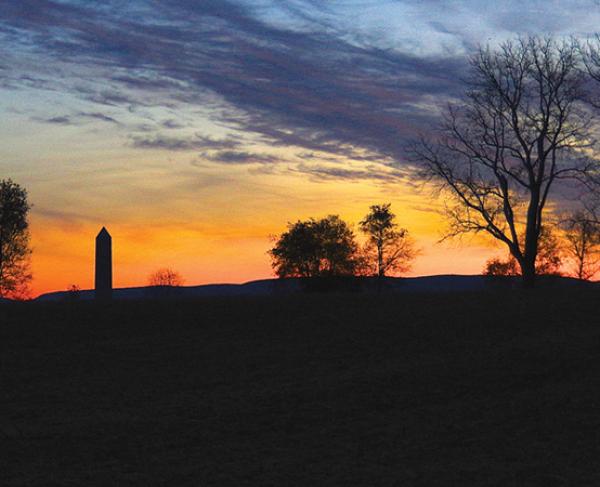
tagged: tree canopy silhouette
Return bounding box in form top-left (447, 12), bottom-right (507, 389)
top-left (411, 37), bottom-right (598, 287)
top-left (0, 179), bottom-right (32, 299)
top-left (359, 203), bottom-right (417, 277)
top-left (269, 215), bottom-right (361, 278)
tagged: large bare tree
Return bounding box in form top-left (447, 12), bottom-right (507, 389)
top-left (411, 37), bottom-right (598, 287)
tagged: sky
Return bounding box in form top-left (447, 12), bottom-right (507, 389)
top-left (2, 0), bottom-right (600, 296)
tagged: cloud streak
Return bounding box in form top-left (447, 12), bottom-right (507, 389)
top-left (202, 150), bottom-right (281, 165)
top-left (294, 163), bottom-right (407, 183)
top-left (33, 111), bottom-right (120, 126)
top-left (131, 133), bottom-right (242, 151)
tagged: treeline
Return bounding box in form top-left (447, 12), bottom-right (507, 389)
top-left (269, 204), bottom-right (417, 278)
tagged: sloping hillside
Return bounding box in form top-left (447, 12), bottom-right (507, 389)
top-left (34, 274), bottom-right (595, 301)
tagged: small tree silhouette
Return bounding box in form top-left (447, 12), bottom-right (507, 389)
top-left (561, 209), bottom-right (600, 280)
top-left (148, 268), bottom-right (184, 287)
top-left (359, 203), bottom-right (417, 277)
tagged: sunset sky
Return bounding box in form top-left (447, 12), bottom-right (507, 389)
top-left (2, 0), bottom-right (600, 296)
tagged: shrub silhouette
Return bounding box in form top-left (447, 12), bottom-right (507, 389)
top-left (148, 268), bottom-right (184, 287)
top-left (483, 227), bottom-right (563, 276)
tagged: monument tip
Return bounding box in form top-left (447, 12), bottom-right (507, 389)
top-left (97, 226), bottom-right (111, 238)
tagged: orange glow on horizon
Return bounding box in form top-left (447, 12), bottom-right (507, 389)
top-left (20, 145), bottom-right (509, 298)
top-left (29, 208), bottom-right (500, 297)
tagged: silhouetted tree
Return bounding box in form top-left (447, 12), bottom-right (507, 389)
top-left (483, 226), bottom-right (563, 276)
top-left (359, 203), bottom-right (417, 277)
top-left (148, 268), bottom-right (184, 287)
top-left (561, 209), bottom-right (600, 280)
top-left (411, 37), bottom-right (597, 287)
top-left (483, 256), bottom-right (519, 276)
top-left (0, 179), bottom-right (32, 299)
top-left (269, 215), bottom-right (361, 278)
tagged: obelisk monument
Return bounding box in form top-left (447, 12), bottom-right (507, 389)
top-left (95, 227), bottom-right (112, 300)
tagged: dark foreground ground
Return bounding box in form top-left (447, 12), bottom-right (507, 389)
top-left (2, 290), bottom-right (600, 486)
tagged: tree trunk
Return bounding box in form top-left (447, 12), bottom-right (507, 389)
top-left (521, 187), bottom-right (540, 289)
top-left (521, 257), bottom-right (536, 288)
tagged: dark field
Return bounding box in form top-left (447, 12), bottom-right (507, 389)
top-left (2, 290), bottom-right (600, 486)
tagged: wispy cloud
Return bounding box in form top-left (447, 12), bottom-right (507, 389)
top-left (79, 112), bottom-right (120, 124)
top-left (294, 162), bottom-right (408, 183)
top-left (161, 119), bottom-right (186, 129)
top-left (42, 116), bottom-right (72, 125)
top-left (131, 133), bottom-right (242, 151)
top-left (202, 150), bottom-right (281, 165)
top-left (33, 111), bottom-right (120, 125)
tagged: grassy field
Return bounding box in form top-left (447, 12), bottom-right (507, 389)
top-left (2, 290), bottom-right (600, 486)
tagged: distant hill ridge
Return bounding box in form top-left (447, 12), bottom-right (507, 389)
top-left (31, 275), bottom-right (596, 302)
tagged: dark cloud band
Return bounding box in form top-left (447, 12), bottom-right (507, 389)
top-left (0, 0), bottom-right (466, 174)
